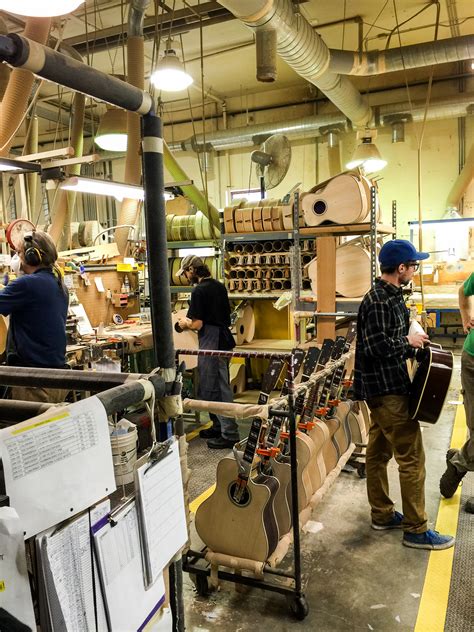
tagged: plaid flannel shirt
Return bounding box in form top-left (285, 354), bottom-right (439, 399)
top-left (353, 278), bottom-right (416, 401)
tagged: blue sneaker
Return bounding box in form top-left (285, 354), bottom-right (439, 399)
top-left (371, 510), bottom-right (404, 530)
top-left (403, 529), bottom-right (455, 550)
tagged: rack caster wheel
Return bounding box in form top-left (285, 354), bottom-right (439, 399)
top-left (357, 463), bottom-right (366, 479)
top-left (191, 573), bottom-right (210, 597)
top-left (288, 595), bottom-right (309, 620)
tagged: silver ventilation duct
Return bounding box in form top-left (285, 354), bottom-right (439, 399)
top-left (328, 35), bottom-right (474, 76)
top-left (169, 94), bottom-right (474, 153)
top-left (217, 0), bottom-right (371, 128)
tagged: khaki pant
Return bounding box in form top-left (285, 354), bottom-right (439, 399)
top-left (451, 350), bottom-right (474, 472)
top-left (11, 386), bottom-right (68, 404)
top-left (366, 394), bottom-right (427, 533)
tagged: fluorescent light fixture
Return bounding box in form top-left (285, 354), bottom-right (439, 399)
top-left (95, 107), bottom-right (128, 152)
top-left (0, 0), bottom-right (84, 16)
top-left (60, 177), bottom-right (144, 202)
top-left (150, 46), bottom-right (193, 92)
top-left (0, 157), bottom-right (41, 174)
top-left (346, 135), bottom-right (387, 173)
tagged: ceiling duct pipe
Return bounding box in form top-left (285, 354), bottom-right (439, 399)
top-left (328, 34), bottom-right (474, 76)
top-left (49, 43), bottom-right (86, 248)
top-left (172, 93), bottom-right (473, 153)
top-left (217, 0), bottom-right (371, 128)
top-left (256, 28), bottom-right (277, 82)
top-left (115, 0), bottom-right (150, 255)
top-left (0, 18), bottom-right (51, 157)
top-left (445, 142), bottom-right (474, 212)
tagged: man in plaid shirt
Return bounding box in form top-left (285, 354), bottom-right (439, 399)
top-left (354, 239), bottom-right (455, 550)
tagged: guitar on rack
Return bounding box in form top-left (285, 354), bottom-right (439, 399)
top-left (326, 322), bottom-right (357, 456)
top-left (195, 358), bottom-right (285, 562)
top-left (301, 173), bottom-right (368, 227)
top-left (297, 340), bottom-right (335, 492)
top-left (259, 347), bottom-right (321, 532)
top-left (307, 337), bottom-right (347, 474)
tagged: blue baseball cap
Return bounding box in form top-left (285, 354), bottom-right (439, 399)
top-left (379, 239), bottom-right (429, 267)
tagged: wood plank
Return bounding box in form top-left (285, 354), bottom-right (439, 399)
top-left (16, 147), bottom-right (75, 161)
top-left (316, 236), bottom-right (336, 342)
top-left (300, 223), bottom-right (395, 236)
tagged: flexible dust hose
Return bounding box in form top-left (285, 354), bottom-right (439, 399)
top-left (116, 35), bottom-right (144, 255)
top-left (25, 114), bottom-right (38, 215)
top-left (0, 16), bottom-right (10, 101)
top-left (0, 18), bottom-right (51, 157)
top-left (49, 45), bottom-right (85, 247)
top-left (164, 141), bottom-right (221, 233)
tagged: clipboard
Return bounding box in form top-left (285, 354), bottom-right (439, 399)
top-left (134, 437), bottom-right (188, 588)
top-left (92, 498), bottom-right (165, 632)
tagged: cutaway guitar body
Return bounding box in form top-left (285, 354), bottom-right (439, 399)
top-left (195, 456), bottom-right (280, 562)
top-left (317, 417), bottom-right (340, 473)
top-left (294, 432), bottom-right (316, 510)
top-left (268, 456), bottom-right (292, 535)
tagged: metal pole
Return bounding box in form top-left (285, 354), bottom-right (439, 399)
top-left (287, 353), bottom-right (303, 595)
top-left (141, 113), bottom-right (183, 632)
top-left (0, 366), bottom-right (163, 392)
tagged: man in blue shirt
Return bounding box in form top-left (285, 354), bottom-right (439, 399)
top-left (0, 231), bottom-right (68, 402)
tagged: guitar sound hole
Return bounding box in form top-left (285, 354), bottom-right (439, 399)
top-left (228, 482), bottom-right (251, 507)
top-left (313, 200), bottom-right (327, 215)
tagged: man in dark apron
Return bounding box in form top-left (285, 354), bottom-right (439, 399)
top-left (177, 255), bottom-right (240, 449)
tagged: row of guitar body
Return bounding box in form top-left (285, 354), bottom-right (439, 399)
top-left (194, 398), bottom-right (371, 565)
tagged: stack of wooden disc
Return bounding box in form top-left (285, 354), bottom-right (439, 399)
top-left (223, 199), bottom-right (299, 234)
top-left (166, 211), bottom-right (213, 241)
top-left (169, 256), bottom-right (220, 286)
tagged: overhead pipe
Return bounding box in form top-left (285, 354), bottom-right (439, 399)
top-left (0, 33), bottom-right (154, 114)
top-left (172, 93), bottom-right (474, 153)
top-left (0, 16), bottom-right (10, 101)
top-left (116, 0), bottom-right (150, 255)
top-left (25, 114), bottom-right (38, 215)
top-left (217, 0), bottom-right (371, 128)
top-left (328, 34), bottom-right (474, 76)
top-left (0, 18), bottom-right (51, 157)
top-left (446, 142), bottom-right (474, 212)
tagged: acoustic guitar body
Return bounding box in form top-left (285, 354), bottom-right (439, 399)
top-left (195, 456), bottom-right (280, 562)
top-left (302, 174), bottom-right (367, 226)
top-left (268, 457), bottom-right (292, 536)
top-left (253, 207), bottom-right (264, 232)
top-left (409, 346), bottom-right (453, 423)
top-left (346, 402), bottom-right (368, 447)
top-left (332, 401), bottom-right (352, 455)
top-left (243, 208), bottom-right (254, 233)
top-left (314, 418), bottom-right (339, 474)
top-left (223, 207), bottom-right (236, 233)
top-left (295, 432), bottom-right (317, 506)
top-left (234, 209), bottom-right (245, 233)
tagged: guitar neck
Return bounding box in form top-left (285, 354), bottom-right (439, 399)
top-left (242, 417), bottom-right (264, 470)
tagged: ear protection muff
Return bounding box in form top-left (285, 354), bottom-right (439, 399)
top-left (23, 234), bottom-right (43, 266)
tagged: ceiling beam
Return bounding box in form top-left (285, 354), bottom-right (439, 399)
top-left (64, 2), bottom-right (234, 55)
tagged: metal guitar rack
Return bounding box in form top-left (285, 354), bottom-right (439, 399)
top-left (176, 347), bottom-right (349, 620)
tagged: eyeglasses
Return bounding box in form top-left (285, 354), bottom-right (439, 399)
top-left (405, 262), bottom-right (420, 271)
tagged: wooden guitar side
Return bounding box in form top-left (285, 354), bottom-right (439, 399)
top-left (332, 401), bottom-right (352, 455)
top-left (195, 456), bottom-right (280, 562)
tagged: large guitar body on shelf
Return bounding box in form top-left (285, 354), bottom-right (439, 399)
top-left (409, 345), bottom-right (453, 424)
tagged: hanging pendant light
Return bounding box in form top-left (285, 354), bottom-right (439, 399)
top-left (150, 42), bottom-right (193, 92)
top-left (95, 107), bottom-right (128, 152)
top-left (0, 0), bottom-right (85, 17)
top-left (346, 130), bottom-right (387, 174)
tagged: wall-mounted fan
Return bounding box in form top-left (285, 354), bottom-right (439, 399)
top-left (251, 134), bottom-right (292, 191)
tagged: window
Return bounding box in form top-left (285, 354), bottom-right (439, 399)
top-left (227, 188), bottom-right (262, 205)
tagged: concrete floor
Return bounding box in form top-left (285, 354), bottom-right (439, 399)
top-left (183, 351), bottom-right (465, 632)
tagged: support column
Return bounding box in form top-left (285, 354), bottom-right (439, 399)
top-left (316, 236), bottom-right (336, 341)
